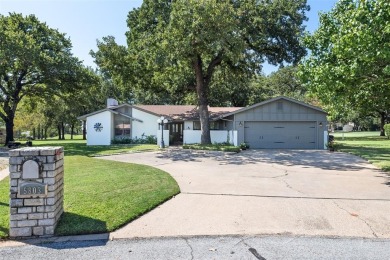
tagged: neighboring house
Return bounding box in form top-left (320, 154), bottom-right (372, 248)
top-left (78, 96), bottom-right (328, 149)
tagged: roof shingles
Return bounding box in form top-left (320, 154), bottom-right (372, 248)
top-left (134, 105), bottom-right (242, 121)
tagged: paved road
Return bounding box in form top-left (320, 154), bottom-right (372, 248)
top-left (1, 235), bottom-right (390, 260)
top-left (101, 149), bottom-right (390, 239)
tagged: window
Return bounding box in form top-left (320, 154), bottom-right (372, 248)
top-left (193, 121), bottom-right (220, 130)
top-left (193, 121), bottom-right (201, 130)
top-left (114, 114), bottom-right (131, 137)
top-left (210, 121), bottom-right (220, 130)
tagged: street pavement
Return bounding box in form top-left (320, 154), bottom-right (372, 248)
top-left (101, 149), bottom-right (390, 239)
top-left (1, 235), bottom-right (390, 260)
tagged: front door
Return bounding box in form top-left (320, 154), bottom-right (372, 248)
top-left (168, 122), bottom-right (184, 145)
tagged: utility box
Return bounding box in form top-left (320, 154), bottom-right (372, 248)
top-left (9, 147), bottom-right (64, 238)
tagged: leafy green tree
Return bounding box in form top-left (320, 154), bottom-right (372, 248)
top-left (93, 0), bottom-right (309, 144)
top-left (300, 0), bottom-right (390, 135)
top-left (0, 13), bottom-right (83, 144)
top-left (249, 66), bottom-right (306, 104)
top-left (265, 66), bottom-right (306, 100)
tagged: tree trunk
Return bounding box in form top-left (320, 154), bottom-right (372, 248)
top-left (70, 124), bottom-right (74, 139)
top-left (37, 124), bottom-right (41, 140)
top-left (61, 122), bottom-right (65, 140)
top-left (57, 124), bottom-right (61, 140)
top-left (380, 112), bottom-right (386, 136)
top-left (4, 118), bottom-right (14, 145)
top-left (193, 55), bottom-right (211, 144)
top-left (44, 127), bottom-right (48, 140)
top-left (82, 120), bottom-right (87, 140)
top-left (33, 128), bottom-right (36, 140)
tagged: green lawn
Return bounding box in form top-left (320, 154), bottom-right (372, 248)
top-left (333, 131), bottom-right (390, 172)
top-left (32, 138), bottom-right (158, 157)
top-left (0, 178), bottom-right (9, 238)
top-left (0, 139), bottom-right (179, 238)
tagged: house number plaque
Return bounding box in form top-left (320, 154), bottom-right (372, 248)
top-left (19, 182), bottom-right (47, 197)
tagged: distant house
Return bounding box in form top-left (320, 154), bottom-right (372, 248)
top-left (77, 96), bottom-right (328, 149)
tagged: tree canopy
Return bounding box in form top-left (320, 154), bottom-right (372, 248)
top-left (249, 66), bottom-right (307, 105)
top-left (300, 0), bottom-right (390, 135)
top-left (0, 13), bottom-right (88, 143)
top-left (93, 0), bottom-right (309, 144)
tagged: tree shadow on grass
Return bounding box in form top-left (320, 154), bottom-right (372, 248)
top-left (20, 212), bottom-right (109, 249)
top-left (34, 142), bottom-right (152, 157)
top-left (0, 201), bottom-right (8, 207)
top-left (0, 225), bottom-right (9, 238)
top-left (55, 212), bottom-right (108, 237)
top-left (35, 142), bottom-right (100, 157)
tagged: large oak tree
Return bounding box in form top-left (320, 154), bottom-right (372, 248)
top-left (0, 13), bottom-right (84, 144)
top-left (93, 0), bottom-right (309, 144)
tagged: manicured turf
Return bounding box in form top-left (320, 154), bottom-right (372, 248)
top-left (333, 131), bottom-right (390, 172)
top-left (56, 156), bottom-right (179, 235)
top-left (32, 138), bottom-right (158, 157)
top-left (0, 177), bottom-right (9, 238)
top-left (0, 139), bottom-right (179, 238)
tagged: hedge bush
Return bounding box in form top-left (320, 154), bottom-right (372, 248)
top-left (183, 143), bottom-right (240, 153)
top-left (112, 134), bottom-right (157, 144)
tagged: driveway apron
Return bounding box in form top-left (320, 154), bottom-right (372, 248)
top-left (100, 149), bottom-right (390, 239)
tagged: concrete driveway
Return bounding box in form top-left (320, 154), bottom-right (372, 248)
top-left (100, 149), bottom-right (390, 239)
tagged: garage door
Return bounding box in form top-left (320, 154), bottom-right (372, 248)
top-left (244, 122), bottom-right (316, 149)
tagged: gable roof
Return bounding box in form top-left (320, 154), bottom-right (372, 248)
top-left (78, 103), bottom-right (243, 122)
top-left (77, 106), bottom-right (143, 122)
top-left (133, 105), bottom-right (196, 117)
top-left (221, 96), bottom-right (327, 118)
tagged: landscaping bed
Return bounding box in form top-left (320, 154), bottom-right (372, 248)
top-left (183, 143), bottom-right (241, 153)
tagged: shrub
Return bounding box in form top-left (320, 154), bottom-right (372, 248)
top-left (384, 124), bottom-right (390, 139)
top-left (240, 142), bottom-right (250, 150)
top-left (182, 143), bottom-right (240, 153)
top-left (112, 134), bottom-right (157, 145)
top-left (221, 147), bottom-right (241, 153)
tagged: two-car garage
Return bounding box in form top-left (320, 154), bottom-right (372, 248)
top-left (244, 121), bottom-right (317, 149)
top-left (224, 96), bottom-right (328, 150)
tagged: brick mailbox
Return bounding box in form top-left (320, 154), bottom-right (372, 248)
top-left (9, 147), bottom-right (64, 238)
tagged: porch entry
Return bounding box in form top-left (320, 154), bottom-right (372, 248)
top-left (167, 122), bottom-right (183, 145)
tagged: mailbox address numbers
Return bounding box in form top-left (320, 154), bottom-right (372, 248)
top-left (19, 182), bottom-right (47, 197)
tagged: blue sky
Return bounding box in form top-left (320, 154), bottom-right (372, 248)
top-left (0, 0), bottom-right (338, 74)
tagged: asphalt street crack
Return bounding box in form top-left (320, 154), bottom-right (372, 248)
top-left (278, 170), bottom-right (305, 195)
top-left (236, 237), bottom-right (267, 260)
top-left (248, 247), bottom-right (267, 260)
top-left (183, 238), bottom-right (194, 260)
top-left (332, 200), bottom-right (378, 238)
